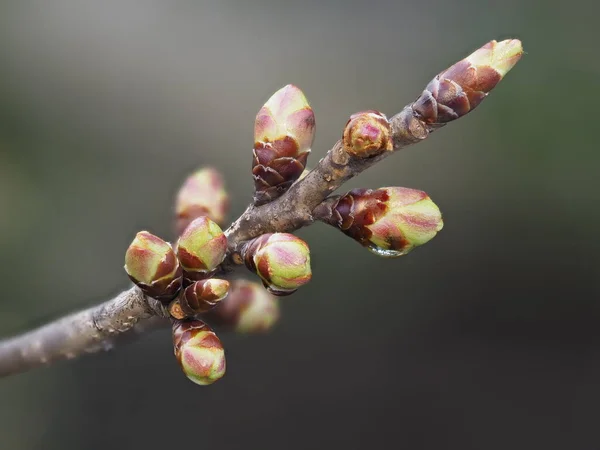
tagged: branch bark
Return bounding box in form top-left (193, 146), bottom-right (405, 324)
top-left (0, 287), bottom-right (168, 377)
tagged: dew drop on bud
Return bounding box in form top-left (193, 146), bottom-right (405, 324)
top-left (367, 244), bottom-right (408, 258)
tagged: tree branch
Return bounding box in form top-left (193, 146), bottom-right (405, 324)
top-left (0, 287), bottom-right (168, 377)
top-left (224, 106), bottom-right (438, 257)
top-left (0, 39), bottom-right (523, 379)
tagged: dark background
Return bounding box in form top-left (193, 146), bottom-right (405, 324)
top-left (0, 0), bottom-right (598, 449)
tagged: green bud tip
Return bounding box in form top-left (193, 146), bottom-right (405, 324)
top-left (175, 167), bottom-right (229, 235)
top-left (412, 39), bottom-right (523, 124)
top-left (176, 217), bottom-right (227, 281)
top-left (124, 231), bottom-right (182, 301)
top-left (243, 233), bottom-right (312, 296)
top-left (173, 320), bottom-right (226, 386)
top-left (319, 187), bottom-right (443, 257)
top-left (252, 85), bottom-right (316, 205)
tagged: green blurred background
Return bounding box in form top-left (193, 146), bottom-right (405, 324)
top-left (0, 0), bottom-right (598, 449)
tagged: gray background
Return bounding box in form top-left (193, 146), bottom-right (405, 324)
top-left (0, 0), bottom-right (598, 449)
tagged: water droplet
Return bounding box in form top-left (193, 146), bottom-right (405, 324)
top-left (367, 244), bottom-right (410, 258)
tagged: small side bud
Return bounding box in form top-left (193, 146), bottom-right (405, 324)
top-left (412, 39), bottom-right (523, 124)
top-left (253, 85), bottom-right (315, 205)
top-left (173, 320), bottom-right (226, 386)
top-left (342, 110), bottom-right (393, 158)
top-left (176, 217), bottom-right (227, 281)
top-left (124, 231), bottom-right (182, 301)
top-left (179, 279), bottom-right (230, 316)
top-left (205, 280), bottom-right (280, 333)
top-left (243, 233), bottom-right (311, 296)
top-left (316, 187), bottom-right (443, 257)
top-left (175, 167), bottom-right (229, 235)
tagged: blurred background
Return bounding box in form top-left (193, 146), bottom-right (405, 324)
top-left (0, 0), bottom-right (598, 449)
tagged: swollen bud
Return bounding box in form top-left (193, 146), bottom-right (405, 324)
top-left (205, 280), bottom-right (280, 333)
top-left (342, 110), bottom-right (393, 158)
top-left (316, 187), bottom-right (443, 257)
top-left (243, 233), bottom-right (312, 296)
top-left (176, 217), bottom-right (227, 281)
top-left (124, 231), bottom-right (182, 301)
top-left (412, 39), bottom-right (523, 124)
top-left (173, 320), bottom-right (226, 386)
top-left (175, 167), bottom-right (229, 235)
top-left (253, 85), bottom-right (315, 205)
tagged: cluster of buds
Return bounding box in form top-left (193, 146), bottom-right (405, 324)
top-left (124, 217), bottom-right (228, 302)
top-left (122, 39), bottom-right (522, 387)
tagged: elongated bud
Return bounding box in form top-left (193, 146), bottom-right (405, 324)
top-left (176, 217), bottom-right (227, 282)
top-left (169, 279), bottom-right (230, 319)
top-left (253, 85), bottom-right (315, 205)
top-left (315, 187), bottom-right (443, 257)
top-left (243, 233), bottom-right (311, 296)
top-left (205, 280), bottom-right (280, 333)
top-left (412, 39), bottom-right (523, 125)
top-left (124, 231), bottom-right (182, 301)
top-left (179, 278), bottom-right (230, 316)
top-left (173, 320), bottom-right (226, 386)
top-left (343, 110), bottom-right (393, 158)
top-left (175, 167), bottom-right (229, 235)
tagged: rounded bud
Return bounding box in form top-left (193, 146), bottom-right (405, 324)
top-left (176, 217), bottom-right (227, 281)
top-left (317, 187), bottom-right (443, 257)
top-left (205, 280), bottom-right (280, 333)
top-left (124, 231), bottom-right (182, 301)
top-left (243, 233), bottom-right (311, 296)
top-left (173, 320), bottom-right (226, 386)
top-left (253, 85), bottom-right (315, 205)
top-left (342, 110), bottom-right (393, 158)
top-left (175, 167), bottom-right (229, 235)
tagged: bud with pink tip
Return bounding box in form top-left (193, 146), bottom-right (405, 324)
top-left (253, 85), bottom-right (315, 205)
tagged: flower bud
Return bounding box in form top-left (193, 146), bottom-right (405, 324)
top-left (243, 233), bottom-right (311, 296)
top-left (124, 231), bottom-right (182, 301)
top-left (412, 39), bottom-right (523, 124)
top-left (180, 279), bottom-right (230, 316)
top-left (176, 217), bottom-right (227, 281)
top-left (342, 110), bottom-right (393, 158)
top-left (205, 280), bottom-right (280, 333)
top-left (253, 85), bottom-right (315, 205)
top-left (175, 167), bottom-right (229, 235)
top-left (173, 320), bottom-right (226, 386)
top-left (316, 187), bottom-right (443, 257)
